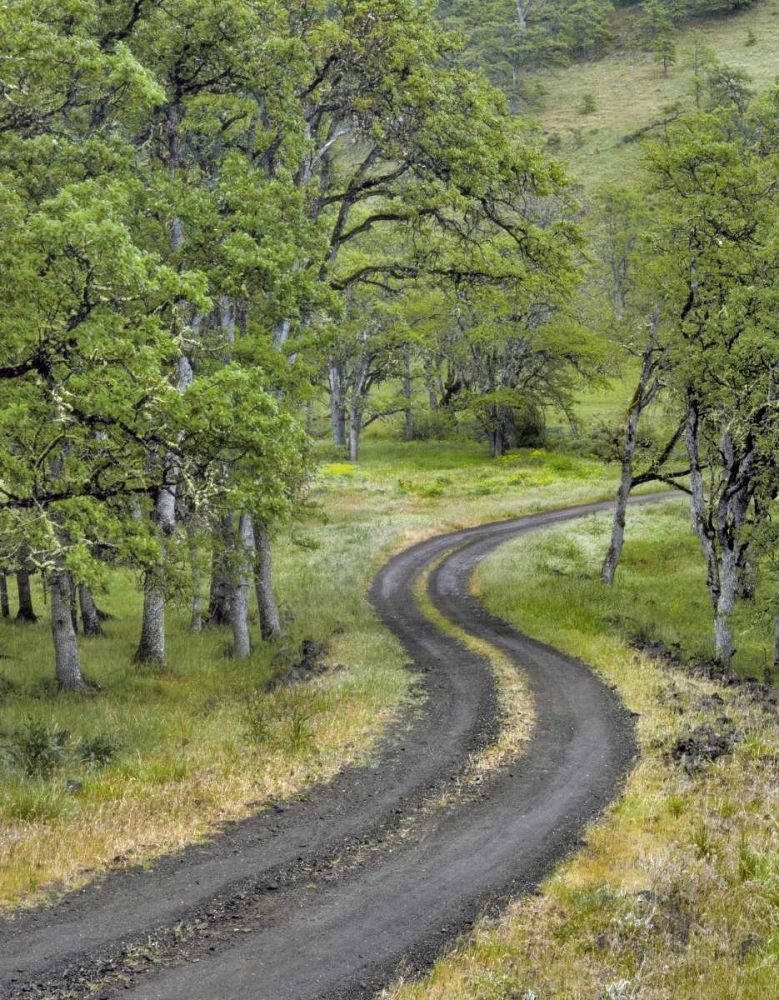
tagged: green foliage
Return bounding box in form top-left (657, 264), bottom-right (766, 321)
top-left (580, 93), bottom-right (598, 115)
top-left (3, 716), bottom-right (120, 777)
top-left (75, 733), bottom-right (120, 769)
top-left (5, 718), bottom-right (68, 778)
top-left (654, 36), bottom-right (677, 74)
top-left (437, 0), bottom-right (614, 104)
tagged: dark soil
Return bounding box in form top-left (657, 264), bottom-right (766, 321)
top-left (669, 720), bottom-right (741, 774)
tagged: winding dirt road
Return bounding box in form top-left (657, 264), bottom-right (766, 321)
top-left (0, 495), bottom-right (666, 1000)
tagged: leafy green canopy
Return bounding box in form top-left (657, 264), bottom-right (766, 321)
top-left (0, 0), bottom-right (584, 583)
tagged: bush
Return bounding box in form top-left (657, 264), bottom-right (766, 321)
top-left (406, 408), bottom-right (461, 441)
top-left (580, 92), bottom-right (597, 115)
top-left (5, 717), bottom-right (68, 777)
top-left (3, 718), bottom-right (120, 777)
top-left (76, 733), bottom-right (120, 769)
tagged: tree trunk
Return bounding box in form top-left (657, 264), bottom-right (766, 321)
top-left (0, 574), bottom-right (8, 619)
top-left (135, 354), bottom-right (194, 666)
top-left (78, 583), bottom-right (104, 638)
top-left (685, 401), bottom-right (720, 614)
top-left (328, 359), bottom-right (347, 447)
top-left (253, 519), bottom-right (281, 639)
top-left (715, 544), bottom-right (739, 669)
top-left (206, 514), bottom-right (232, 625)
top-left (403, 349), bottom-right (414, 441)
top-left (601, 403), bottom-right (641, 585)
top-left (16, 569), bottom-right (37, 622)
top-left (423, 369), bottom-right (439, 411)
top-left (349, 403), bottom-right (361, 462)
top-left (489, 421), bottom-right (507, 458)
top-left (231, 513), bottom-right (254, 659)
top-left (51, 571), bottom-right (89, 691)
top-left (134, 571), bottom-right (166, 667)
top-left (186, 522), bottom-right (203, 634)
top-left (68, 575), bottom-right (79, 633)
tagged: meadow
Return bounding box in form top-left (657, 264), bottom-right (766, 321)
top-left (533, 0), bottom-right (779, 190)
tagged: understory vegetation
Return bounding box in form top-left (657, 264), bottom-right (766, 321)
top-left (387, 503), bottom-right (779, 999)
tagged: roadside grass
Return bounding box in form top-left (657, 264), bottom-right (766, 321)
top-left (0, 437), bottom-right (620, 909)
top-left (535, 0), bottom-right (779, 190)
top-left (385, 502), bottom-right (779, 1000)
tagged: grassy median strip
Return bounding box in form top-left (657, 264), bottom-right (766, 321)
top-left (414, 562), bottom-right (534, 792)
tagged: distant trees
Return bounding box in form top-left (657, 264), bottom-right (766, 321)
top-left (437, 0), bottom-right (613, 106)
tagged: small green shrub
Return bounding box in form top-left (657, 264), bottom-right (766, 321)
top-left (76, 733), bottom-right (120, 769)
top-left (406, 411), bottom-right (455, 441)
top-left (580, 92), bottom-right (597, 115)
top-left (5, 717), bottom-right (68, 777)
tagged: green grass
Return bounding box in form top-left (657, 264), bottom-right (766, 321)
top-left (481, 500), bottom-right (776, 678)
top-left (534, 0), bottom-right (779, 191)
top-left (388, 500), bottom-right (779, 1000)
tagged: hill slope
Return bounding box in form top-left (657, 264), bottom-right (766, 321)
top-left (532, 0), bottom-right (779, 189)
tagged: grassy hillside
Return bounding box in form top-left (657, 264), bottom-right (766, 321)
top-left (535, 0), bottom-right (779, 189)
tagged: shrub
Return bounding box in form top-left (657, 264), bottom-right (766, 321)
top-left (76, 733), bottom-right (120, 769)
top-left (407, 408), bottom-right (461, 441)
top-left (580, 92), bottom-right (597, 115)
top-left (5, 717), bottom-right (68, 777)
